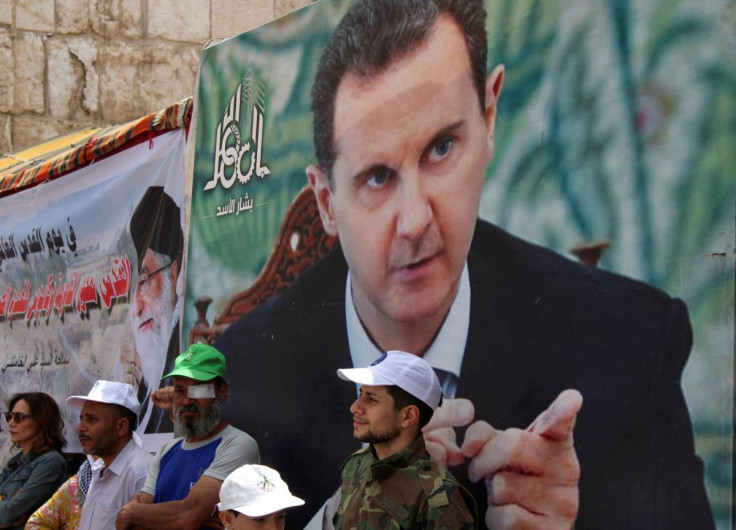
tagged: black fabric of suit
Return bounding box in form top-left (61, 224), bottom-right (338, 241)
top-left (216, 220), bottom-right (714, 529)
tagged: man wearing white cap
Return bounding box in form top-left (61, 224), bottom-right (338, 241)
top-left (67, 380), bottom-right (152, 530)
top-left (217, 464), bottom-right (304, 530)
top-left (334, 351), bottom-right (477, 529)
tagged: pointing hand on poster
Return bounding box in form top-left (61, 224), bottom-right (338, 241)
top-left (461, 389), bottom-right (582, 530)
top-left (422, 398), bottom-right (475, 467)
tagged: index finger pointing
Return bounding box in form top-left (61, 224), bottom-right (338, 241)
top-left (423, 398), bottom-right (475, 431)
top-left (527, 389), bottom-right (583, 441)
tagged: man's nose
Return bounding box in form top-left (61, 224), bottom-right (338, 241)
top-left (395, 175), bottom-right (433, 241)
top-left (76, 421), bottom-right (84, 433)
top-left (132, 289), bottom-right (145, 314)
top-left (349, 398), bottom-right (362, 415)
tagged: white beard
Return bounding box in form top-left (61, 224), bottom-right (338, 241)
top-left (132, 274), bottom-right (176, 385)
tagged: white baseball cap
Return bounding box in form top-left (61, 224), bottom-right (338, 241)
top-left (217, 465), bottom-right (305, 517)
top-left (337, 350), bottom-right (442, 410)
top-left (66, 380), bottom-right (140, 415)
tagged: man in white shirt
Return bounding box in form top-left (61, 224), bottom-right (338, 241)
top-left (67, 380), bottom-right (153, 530)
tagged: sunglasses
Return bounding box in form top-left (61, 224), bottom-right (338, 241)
top-left (3, 412), bottom-right (33, 423)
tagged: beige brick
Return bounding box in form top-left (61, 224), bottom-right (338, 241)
top-left (91, 0), bottom-right (142, 39)
top-left (148, 0), bottom-right (209, 43)
top-left (136, 43), bottom-right (199, 116)
top-left (14, 32), bottom-right (45, 113)
top-left (58, 0), bottom-right (91, 34)
top-left (0, 0), bottom-right (11, 26)
top-left (275, 0), bottom-right (316, 19)
top-left (13, 114), bottom-right (88, 152)
top-left (71, 38), bottom-right (99, 114)
top-left (0, 31), bottom-right (12, 113)
top-left (16, 0), bottom-right (54, 32)
top-left (47, 37), bottom-right (99, 118)
top-left (212, 0), bottom-right (273, 39)
top-left (97, 42), bottom-right (138, 123)
top-left (0, 114), bottom-right (11, 155)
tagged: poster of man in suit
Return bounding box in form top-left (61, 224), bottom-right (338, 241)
top-left (186, 0), bottom-right (733, 527)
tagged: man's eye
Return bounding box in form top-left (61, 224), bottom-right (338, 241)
top-left (427, 137), bottom-right (454, 163)
top-left (365, 167), bottom-right (392, 189)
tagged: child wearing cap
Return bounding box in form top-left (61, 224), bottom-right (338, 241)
top-left (217, 464), bottom-right (304, 530)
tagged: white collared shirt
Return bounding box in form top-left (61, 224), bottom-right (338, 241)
top-left (346, 264), bottom-right (471, 387)
top-left (78, 435), bottom-right (152, 530)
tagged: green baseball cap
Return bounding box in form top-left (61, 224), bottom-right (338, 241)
top-left (163, 344), bottom-right (227, 381)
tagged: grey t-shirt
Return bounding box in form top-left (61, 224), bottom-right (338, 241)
top-left (142, 424), bottom-right (259, 498)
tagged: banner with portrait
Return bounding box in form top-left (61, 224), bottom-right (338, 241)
top-left (0, 129), bottom-right (186, 456)
top-left (186, 0), bottom-right (733, 527)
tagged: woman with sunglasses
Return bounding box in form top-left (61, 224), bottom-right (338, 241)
top-left (0, 392), bottom-right (67, 529)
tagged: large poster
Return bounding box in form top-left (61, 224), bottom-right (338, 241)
top-left (187, 0), bottom-right (733, 528)
top-left (0, 129), bottom-right (186, 456)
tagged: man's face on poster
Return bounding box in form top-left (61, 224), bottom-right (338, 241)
top-left (131, 248), bottom-right (178, 379)
top-left (309, 16), bottom-right (503, 329)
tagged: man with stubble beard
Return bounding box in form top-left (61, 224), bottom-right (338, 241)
top-left (116, 345), bottom-right (259, 530)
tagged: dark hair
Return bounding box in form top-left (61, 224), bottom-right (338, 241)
top-left (108, 403), bottom-right (138, 432)
top-left (8, 392), bottom-right (66, 457)
top-left (386, 385), bottom-right (436, 430)
top-left (311, 0), bottom-right (488, 177)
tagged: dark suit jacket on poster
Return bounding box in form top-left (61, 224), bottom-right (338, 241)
top-left (215, 219), bottom-right (714, 529)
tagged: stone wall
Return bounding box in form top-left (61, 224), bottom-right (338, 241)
top-left (0, 0), bottom-right (314, 154)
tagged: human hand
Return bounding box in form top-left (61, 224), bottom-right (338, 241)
top-left (119, 343), bottom-right (142, 391)
top-left (422, 398), bottom-right (475, 467)
top-left (461, 389), bottom-right (582, 530)
top-left (151, 386), bottom-right (175, 411)
top-left (115, 494), bottom-right (140, 530)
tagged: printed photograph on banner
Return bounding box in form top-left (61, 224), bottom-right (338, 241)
top-left (0, 129), bottom-right (186, 455)
top-left (185, 1), bottom-right (734, 528)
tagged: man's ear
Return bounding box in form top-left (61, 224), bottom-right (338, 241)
top-left (117, 416), bottom-right (130, 437)
top-left (217, 383), bottom-right (228, 403)
top-left (484, 64), bottom-right (505, 135)
top-left (219, 510), bottom-right (234, 528)
top-left (400, 404), bottom-right (420, 429)
top-left (306, 165), bottom-right (338, 236)
top-left (169, 259), bottom-right (180, 303)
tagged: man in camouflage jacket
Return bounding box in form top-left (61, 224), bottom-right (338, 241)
top-left (333, 351), bottom-right (478, 529)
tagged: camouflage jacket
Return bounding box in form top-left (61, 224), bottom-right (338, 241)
top-left (333, 435), bottom-right (478, 530)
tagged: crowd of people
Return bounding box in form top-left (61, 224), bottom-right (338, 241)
top-left (0, 344), bottom-right (479, 530)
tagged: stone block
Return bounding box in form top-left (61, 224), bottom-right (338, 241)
top-left (14, 32), bottom-right (45, 113)
top-left (13, 114), bottom-right (87, 153)
top-left (136, 43), bottom-right (199, 116)
top-left (0, 31), bottom-right (12, 113)
top-left (16, 0), bottom-right (54, 32)
top-left (275, 0), bottom-right (316, 19)
top-left (0, 114), bottom-right (11, 155)
top-left (91, 0), bottom-right (142, 39)
top-left (58, 0), bottom-right (91, 34)
top-left (0, 1), bottom-right (11, 26)
top-left (148, 0), bottom-right (209, 43)
top-left (98, 42), bottom-right (138, 123)
top-left (47, 37), bottom-right (99, 118)
top-left (212, 0), bottom-right (273, 39)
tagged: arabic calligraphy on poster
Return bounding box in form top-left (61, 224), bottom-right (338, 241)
top-left (0, 129), bottom-right (187, 459)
